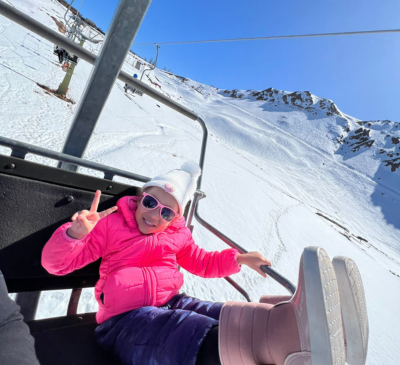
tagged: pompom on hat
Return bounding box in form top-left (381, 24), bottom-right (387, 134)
top-left (142, 161), bottom-right (201, 218)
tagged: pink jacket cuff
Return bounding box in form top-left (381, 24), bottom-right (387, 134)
top-left (61, 223), bottom-right (87, 242)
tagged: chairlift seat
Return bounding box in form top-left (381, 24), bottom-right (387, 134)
top-left (53, 45), bottom-right (78, 65)
top-left (66, 53), bottom-right (78, 65)
top-left (124, 83), bottom-right (136, 93)
top-left (124, 83), bottom-right (143, 97)
top-left (27, 313), bottom-right (119, 365)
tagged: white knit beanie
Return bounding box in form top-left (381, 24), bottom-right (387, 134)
top-left (142, 161), bottom-right (201, 217)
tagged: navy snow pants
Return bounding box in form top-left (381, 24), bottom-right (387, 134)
top-left (95, 294), bottom-right (223, 365)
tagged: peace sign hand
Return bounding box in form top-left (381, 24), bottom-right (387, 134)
top-left (66, 190), bottom-right (118, 240)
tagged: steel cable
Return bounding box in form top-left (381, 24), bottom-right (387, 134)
top-left (133, 28), bottom-right (400, 46)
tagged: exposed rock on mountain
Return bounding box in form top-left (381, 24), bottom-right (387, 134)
top-left (221, 87), bottom-right (343, 117)
top-left (221, 87), bottom-right (400, 175)
top-left (338, 120), bottom-right (400, 172)
top-left (338, 127), bottom-right (374, 153)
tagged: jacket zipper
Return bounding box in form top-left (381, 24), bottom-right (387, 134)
top-left (147, 267), bottom-right (152, 306)
top-left (145, 236), bottom-right (155, 306)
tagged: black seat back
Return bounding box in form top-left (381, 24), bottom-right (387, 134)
top-left (27, 313), bottom-right (119, 365)
top-left (0, 154), bottom-right (139, 293)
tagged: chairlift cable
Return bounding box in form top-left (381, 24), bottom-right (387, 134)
top-left (133, 28), bottom-right (400, 46)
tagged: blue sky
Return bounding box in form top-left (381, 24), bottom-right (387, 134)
top-left (77, 0), bottom-right (400, 122)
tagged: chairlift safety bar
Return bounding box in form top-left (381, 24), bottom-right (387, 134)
top-left (0, 136), bottom-right (151, 183)
top-left (188, 192), bottom-right (297, 295)
top-left (197, 201), bottom-right (298, 295)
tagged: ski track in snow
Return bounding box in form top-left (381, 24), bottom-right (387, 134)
top-left (271, 202), bottom-right (303, 265)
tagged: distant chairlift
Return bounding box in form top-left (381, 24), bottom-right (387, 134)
top-left (53, 45), bottom-right (79, 67)
top-left (124, 73), bottom-right (143, 96)
top-left (125, 44), bottom-right (160, 97)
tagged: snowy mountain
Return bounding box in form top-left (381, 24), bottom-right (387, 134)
top-left (222, 87), bottom-right (400, 181)
top-left (0, 1), bottom-right (399, 364)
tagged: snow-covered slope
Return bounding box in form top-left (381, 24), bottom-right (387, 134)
top-left (1, 1), bottom-right (399, 364)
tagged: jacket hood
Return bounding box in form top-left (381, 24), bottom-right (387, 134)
top-left (116, 196), bottom-right (186, 234)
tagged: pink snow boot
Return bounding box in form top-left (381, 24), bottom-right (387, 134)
top-left (258, 256), bottom-right (369, 365)
top-left (219, 246), bottom-right (345, 365)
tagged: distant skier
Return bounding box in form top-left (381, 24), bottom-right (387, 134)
top-left (53, 45), bottom-right (65, 64)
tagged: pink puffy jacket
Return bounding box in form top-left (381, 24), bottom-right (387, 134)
top-left (42, 196), bottom-right (241, 324)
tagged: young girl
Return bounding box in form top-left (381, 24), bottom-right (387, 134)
top-left (42, 162), bottom-right (358, 365)
top-left (41, 161), bottom-right (272, 365)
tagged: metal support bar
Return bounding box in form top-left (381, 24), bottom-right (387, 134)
top-left (195, 118), bottom-right (208, 189)
top-left (186, 190), bottom-right (206, 229)
top-left (186, 191), bottom-right (253, 302)
top-left (186, 112), bottom-right (211, 225)
top-left (194, 204), bottom-right (248, 252)
top-left (63, 0), bottom-right (77, 29)
top-left (15, 291), bottom-right (41, 321)
top-left (186, 191), bottom-right (252, 301)
top-left (10, 147), bottom-right (28, 159)
top-left (224, 277), bottom-right (251, 302)
top-left (67, 288), bottom-right (82, 316)
top-left (0, 136), bottom-right (151, 183)
top-left (59, 0), bottom-right (152, 171)
top-left (104, 172), bottom-right (115, 180)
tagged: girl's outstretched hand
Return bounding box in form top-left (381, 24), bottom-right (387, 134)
top-left (67, 190), bottom-right (118, 240)
top-left (237, 251), bottom-right (272, 278)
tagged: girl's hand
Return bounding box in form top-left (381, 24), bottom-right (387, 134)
top-left (237, 251), bottom-right (272, 278)
top-left (67, 190), bottom-right (118, 240)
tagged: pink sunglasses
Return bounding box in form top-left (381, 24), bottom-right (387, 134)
top-left (141, 192), bottom-right (178, 222)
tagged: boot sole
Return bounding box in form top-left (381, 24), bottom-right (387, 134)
top-left (332, 257), bottom-right (368, 365)
top-left (303, 247), bottom-right (345, 365)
